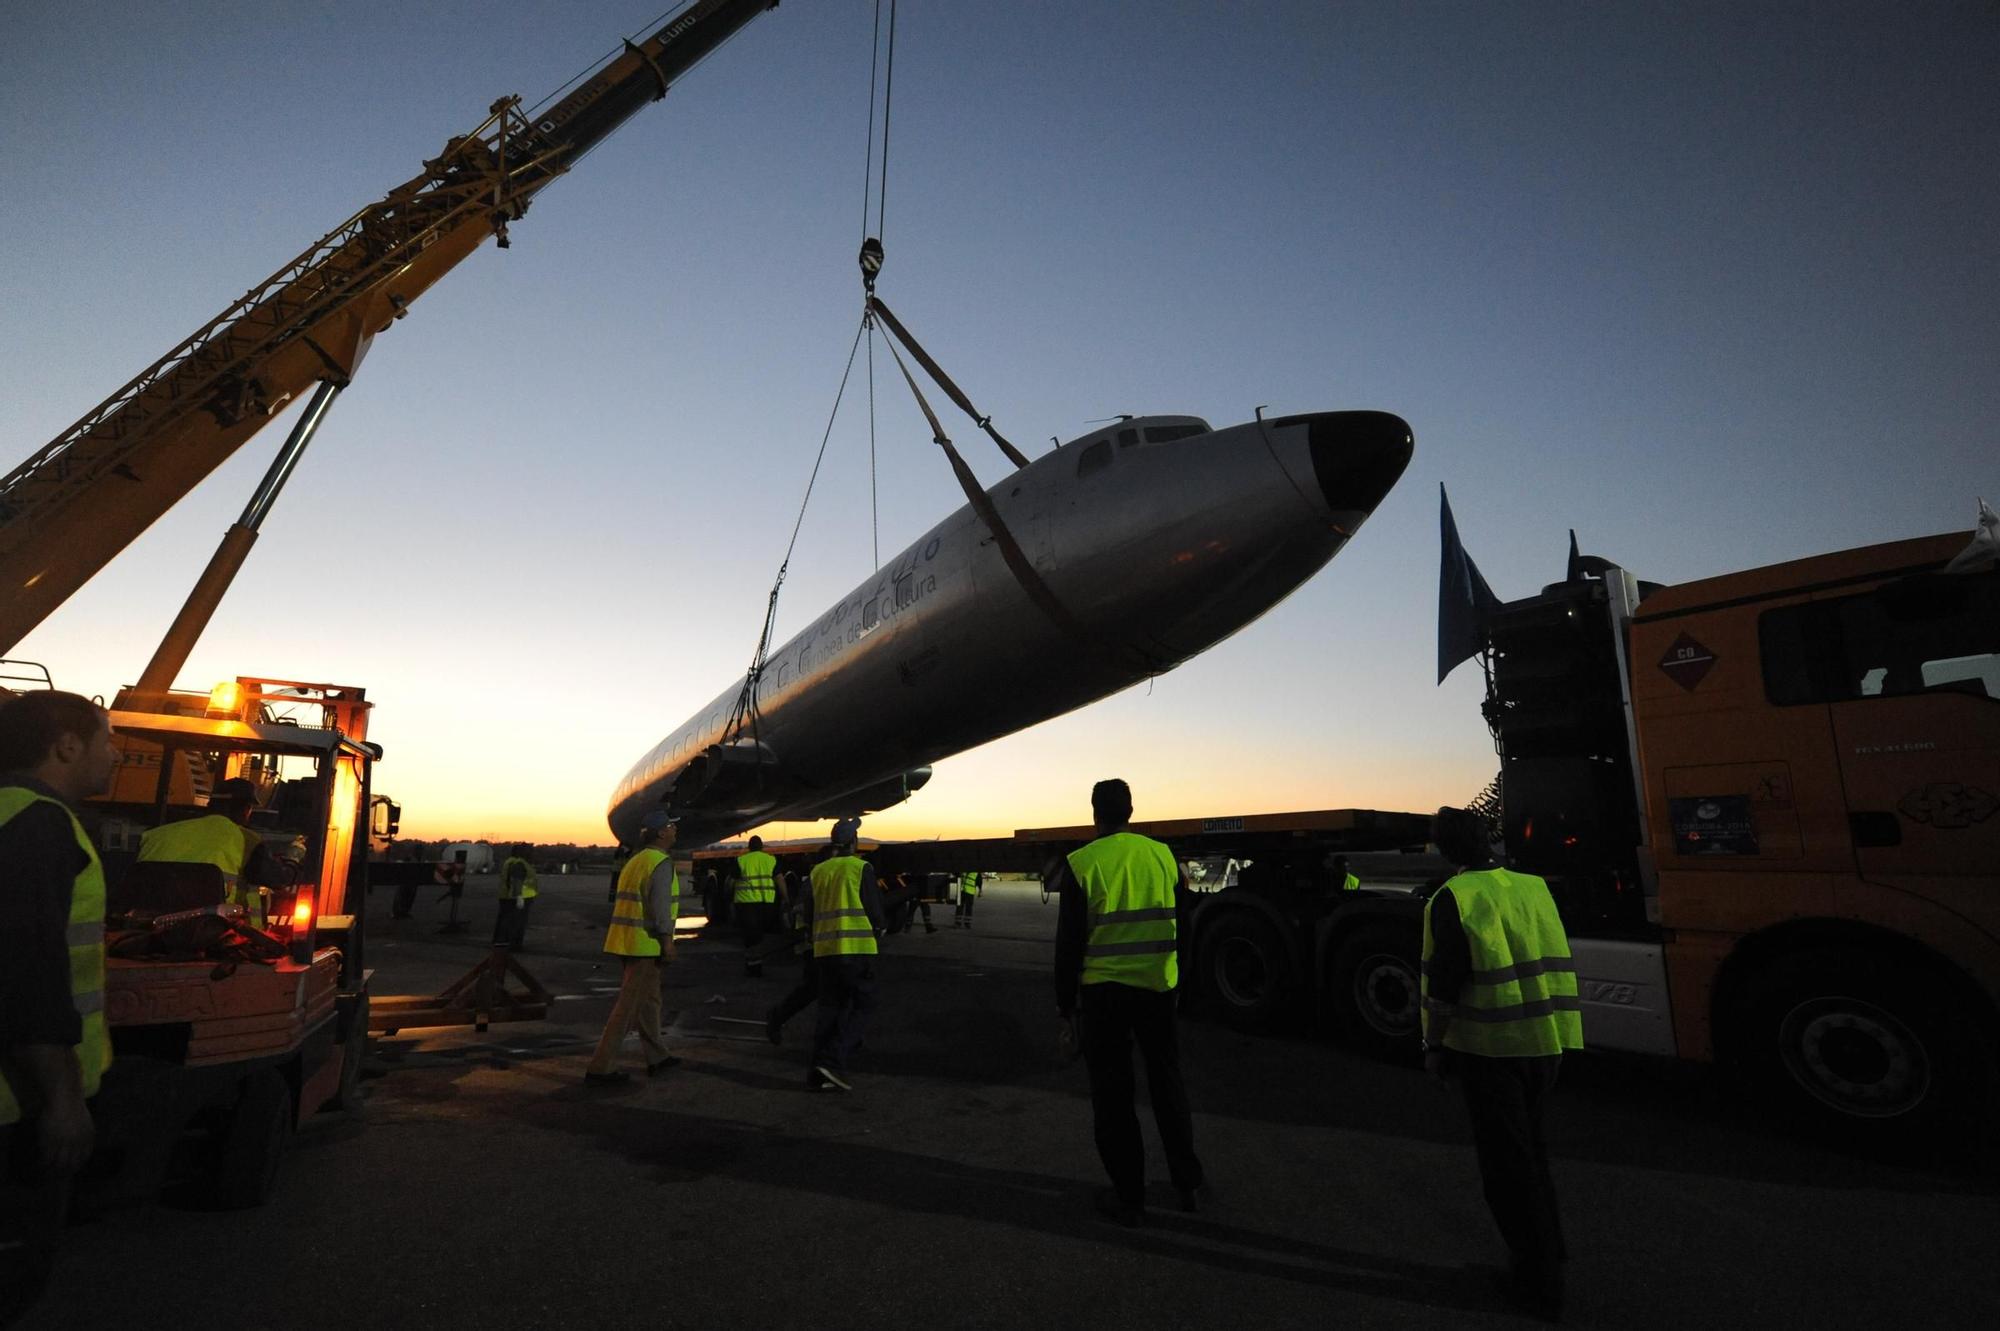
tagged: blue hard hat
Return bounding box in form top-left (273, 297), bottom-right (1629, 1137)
top-left (831, 817), bottom-right (861, 844)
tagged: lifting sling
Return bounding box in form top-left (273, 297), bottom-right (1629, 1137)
top-left (867, 296), bottom-right (1030, 469)
top-left (715, 0), bottom-right (1163, 783)
top-left (870, 311), bottom-right (1165, 679)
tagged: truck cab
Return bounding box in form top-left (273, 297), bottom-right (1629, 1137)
top-left (1488, 533), bottom-right (1999, 1145)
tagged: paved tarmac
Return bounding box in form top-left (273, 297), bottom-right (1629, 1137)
top-left (27, 874), bottom-right (2000, 1329)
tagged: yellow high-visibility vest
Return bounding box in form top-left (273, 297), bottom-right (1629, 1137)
top-left (501, 856), bottom-right (538, 901)
top-left (958, 871), bottom-right (980, 898)
top-left (1342, 872), bottom-right (1361, 892)
top-left (1420, 867), bottom-right (1584, 1057)
top-left (139, 813), bottom-right (263, 926)
top-left (0, 787), bottom-right (110, 1125)
top-left (734, 850), bottom-right (778, 905)
top-left (1068, 832), bottom-right (1180, 992)
top-left (604, 848), bottom-right (671, 957)
top-left (810, 856), bottom-right (878, 958)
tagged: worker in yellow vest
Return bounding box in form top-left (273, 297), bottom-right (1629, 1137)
top-left (953, 868), bottom-right (981, 927)
top-left (1330, 854), bottom-right (1361, 892)
top-left (585, 810), bottom-right (683, 1085)
top-left (1422, 806), bottom-right (1582, 1321)
top-left (802, 818), bottom-right (885, 1091)
top-left (136, 777), bottom-right (287, 927)
top-left (763, 867), bottom-right (824, 1048)
top-left (494, 843), bottom-right (538, 948)
top-left (0, 691), bottom-right (118, 1324)
top-left (733, 834), bottom-right (781, 977)
top-left (1049, 779), bottom-right (1205, 1226)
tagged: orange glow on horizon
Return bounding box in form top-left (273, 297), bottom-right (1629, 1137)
top-left (391, 749), bottom-right (1489, 848)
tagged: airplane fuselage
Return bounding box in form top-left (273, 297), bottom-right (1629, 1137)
top-left (609, 410), bottom-right (1413, 846)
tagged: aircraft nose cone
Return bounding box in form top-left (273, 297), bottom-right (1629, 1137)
top-left (1282, 410), bottom-right (1414, 531)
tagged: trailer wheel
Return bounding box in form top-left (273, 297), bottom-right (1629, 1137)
top-left (1738, 946), bottom-right (1981, 1151)
top-left (1328, 925), bottom-right (1422, 1063)
top-left (327, 992), bottom-right (370, 1112)
top-left (1198, 912), bottom-right (1294, 1032)
top-left (212, 1068), bottom-right (293, 1209)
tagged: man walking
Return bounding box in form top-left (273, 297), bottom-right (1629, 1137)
top-left (802, 818), bottom-right (884, 1091)
top-left (953, 869), bottom-right (980, 928)
top-left (1422, 805), bottom-right (1582, 1321)
top-left (1, 691), bottom-right (118, 1324)
top-left (585, 810), bottom-right (682, 1085)
top-left (1049, 779), bottom-right (1204, 1225)
top-left (733, 835), bottom-right (781, 976)
top-left (494, 843), bottom-right (537, 948)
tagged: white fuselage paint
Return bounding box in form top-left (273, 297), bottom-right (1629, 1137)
top-left (608, 410), bottom-right (1413, 846)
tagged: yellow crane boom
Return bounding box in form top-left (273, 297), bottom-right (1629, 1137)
top-left (0, 0), bottom-right (781, 656)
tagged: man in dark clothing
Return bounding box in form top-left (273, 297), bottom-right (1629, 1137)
top-left (764, 866), bottom-right (818, 1043)
top-left (764, 954), bottom-right (818, 1046)
top-left (801, 819), bottom-right (887, 1091)
top-left (1049, 779), bottom-right (1204, 1225)
top-left (878, 871), bottom-right (936, 935)
top-left (1, 691), bottom-right (119, 1326)
top-left (1423, 805), bottom-right (1578, 1322)
top-left (731, 835), bottom-right (782, 976)
top-left (953, 870), bottom-right (981, 927)
top-left (493, 844), bottom-right (537, 948)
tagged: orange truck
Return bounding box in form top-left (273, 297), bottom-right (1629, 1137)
top-left (1464, 524), bottom-right (1998, 1146)
top-left (1173, 521), bottom-right (1996, 1151)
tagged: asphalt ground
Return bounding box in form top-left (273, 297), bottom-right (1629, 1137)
top-left (26, 874), bottom-right (2000, 1330)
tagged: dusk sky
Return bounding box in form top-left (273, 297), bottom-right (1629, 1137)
top-left (3, 2), bottom-right (1994, 844)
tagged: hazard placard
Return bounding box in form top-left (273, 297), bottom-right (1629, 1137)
top-left (1659, 633), bottom-right (1717, 691)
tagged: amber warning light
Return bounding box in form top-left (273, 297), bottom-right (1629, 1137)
top-left (288, 894), bottom-right (315, 963)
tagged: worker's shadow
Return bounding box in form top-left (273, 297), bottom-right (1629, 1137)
top-left (508, 1095), bottom-right (1501, 1318)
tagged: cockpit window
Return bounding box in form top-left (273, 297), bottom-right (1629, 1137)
top-left (1077, 439), bottom-right (1113, 478)
top-left (1116, 428), bottom-right (1139, 448)
top-left (1144, 424), bottom-right (1207, 444)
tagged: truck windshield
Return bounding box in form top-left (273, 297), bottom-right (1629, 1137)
top-left (1760, 573), bottom-right (2000, 704)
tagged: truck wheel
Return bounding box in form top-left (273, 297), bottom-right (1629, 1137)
top-left (327, 992), bottom-right (370, 1112)
top-left (1198, 912), bottom-right (1294, 1032)
top-left (1327, 925), bottom-right (1422, 1063)
top-left (1739, 947), bottom-right (1978, 1151)
top-left (212, 1068), bottom-right (293, 1209)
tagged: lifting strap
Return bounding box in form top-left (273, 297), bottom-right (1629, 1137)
top-left (868, 296), bottom-right (1030, 470)
top-left (719, 321), bottom-right (872, 791)
top-left (874, 329), bottom-right (1163, 679)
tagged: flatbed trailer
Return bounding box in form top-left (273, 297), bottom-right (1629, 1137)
top-left (696, 808), bottom-right (1442, 1054)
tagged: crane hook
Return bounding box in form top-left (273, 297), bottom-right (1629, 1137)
top-left (858, 236), bottom-right (884, 292)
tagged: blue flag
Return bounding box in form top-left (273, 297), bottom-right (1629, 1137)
top-left (1438, 484), bottom-right (1501, 684)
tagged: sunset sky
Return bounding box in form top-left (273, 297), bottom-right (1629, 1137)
top-left (3, 2), bottom-right (1993, 845)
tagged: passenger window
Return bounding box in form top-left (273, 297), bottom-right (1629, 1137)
top-left (1077, 439), bottom-right (1112, 478)
top-left (1760, 573), bottom-right (2000, 704)
top-left (1116, 428), bottom-right (1139, 448)
top-left (861, 598), bottom-right (879, 632)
